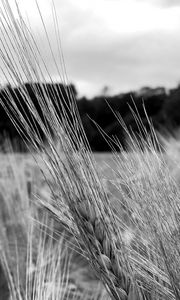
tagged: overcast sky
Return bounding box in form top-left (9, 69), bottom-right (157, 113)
top-left (2, 0), bottom-right (180, 97)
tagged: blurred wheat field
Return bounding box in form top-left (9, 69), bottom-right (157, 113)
top-left (0, 144), bottom-right (180, 299)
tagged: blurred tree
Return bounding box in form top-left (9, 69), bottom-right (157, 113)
top-left (100, 85), bottom-right (110, 97)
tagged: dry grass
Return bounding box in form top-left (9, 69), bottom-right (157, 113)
top-left (1, 0), bottom-right (180, 299)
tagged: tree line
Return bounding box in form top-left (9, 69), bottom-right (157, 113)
top-left (0, 82), bottom-right (179, 151)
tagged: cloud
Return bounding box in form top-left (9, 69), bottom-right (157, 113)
top-left (137, 0), bottom-right (180, 8)
top-left (159, 0), bottom-right (180, 7)
top-left (1, 0), bottom-right (180, 97)
top-left (45, 0), bottom-right (180, 96)
top-left (36, 29), bottom-right (180, 97)
top-left (74, 33), bottom-right (180, 96)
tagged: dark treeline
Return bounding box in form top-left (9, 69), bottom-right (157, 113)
top-left (0, 82), bottom-right (180, 152)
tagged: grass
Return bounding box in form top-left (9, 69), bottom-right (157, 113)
top-left (0, 0), bottom-right (180, 299)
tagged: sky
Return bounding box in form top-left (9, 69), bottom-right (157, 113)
top-left (1, 0), bottom-right (180, 97)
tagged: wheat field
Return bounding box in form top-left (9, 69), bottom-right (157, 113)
top-left (1, 0), bottom-right (180, 299)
